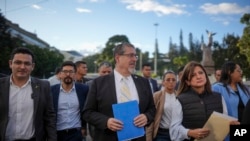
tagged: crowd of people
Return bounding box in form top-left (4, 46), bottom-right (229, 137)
top-left (0, 44), bottom-right (250, 141)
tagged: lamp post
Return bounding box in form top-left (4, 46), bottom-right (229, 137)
top-left (154, 23), bottom-right (159, 74)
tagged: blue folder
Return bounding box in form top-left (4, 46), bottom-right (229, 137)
top-left (112, 100), bottom-right (145, 141)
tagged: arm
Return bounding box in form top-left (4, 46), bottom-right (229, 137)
top-left (170, 99), bottom-right (209, 140)
top-left (82, 79), bottom-right (112, 130)
top-left (221, 96), bottom-right (228, 115)
top-left (170, 99), bottom-right (189, 141)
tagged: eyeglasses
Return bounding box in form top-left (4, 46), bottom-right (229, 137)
top-left (13, 60), bottom-right (33, 66)
top-left (235, 69), bottom-right (243, 73)
top-left (120, 53), bottom-right (138, 59)
top-left (164, 78), bottom-right (176, 82)
top-left (61, 70), bottom-right (75, 75)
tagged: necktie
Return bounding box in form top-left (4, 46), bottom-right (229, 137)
top-left (149, 79), bottom-right (154, 94)
top-left (120, 77), bottom-right (131, 102)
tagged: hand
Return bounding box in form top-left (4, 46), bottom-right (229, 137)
top-left (188, 128), bottom-right (210, 140)
top-left (107, 118), bottom-right (123, 132)
top-left (81, 129), bottom-right (87, 136)
top-left (230, 120), bottom-right (240, 125)
top-left (134, 114), bottom-right (148, 127)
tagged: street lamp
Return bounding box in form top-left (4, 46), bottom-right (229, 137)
top-left (154, 23), bottom-right (159, 74)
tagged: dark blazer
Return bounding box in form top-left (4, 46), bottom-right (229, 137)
top-left (0, 73), bottom-right (7, 78)
top-left (83, 72), bottom-right (156, 141)
top-left (51, 83), bottom-right (89, 129)
top-left (0, 77), bottom-right (57, 141)
top-left (149, 78), bottom-right (159, 93)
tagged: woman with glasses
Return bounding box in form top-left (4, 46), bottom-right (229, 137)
top-left (212, 61), bottom-right (250, 122)
top-left (212, 61), bottom-right (250, 140)
top-left (146, 71), bottom-right (177, 141)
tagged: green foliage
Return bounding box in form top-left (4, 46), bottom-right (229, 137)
top-left (27, 45), bottom-right (64, 78)
top-left (98, 35), bottom-right (130, 65)
top-left (173, 56), bottom-right (188, 68)
top-left (238, 13), bottom-right (250, 63)
top-left (83, 53), bottom-right (101, 73)
top-left (0, 12), bottom-right (64, 77)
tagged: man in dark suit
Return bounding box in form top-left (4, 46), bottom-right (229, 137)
top-left (0, 47), bottom-right (56, 141)
top-left (141, 63), bottom-right (159, 93)
top-left (0, 73), bottom-right (7, 78)
top-left (83, 42), bottom-right (156, 141)
top-left (51, 61), bottom-right (89, 141)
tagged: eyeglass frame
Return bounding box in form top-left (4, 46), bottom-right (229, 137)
top-left (61, 70), bottom-right (75, 75)
top-left (119, 53), bottom-right (138, 59)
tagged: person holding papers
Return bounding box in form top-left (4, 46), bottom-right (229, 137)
top-left (212, 61), bottom-right (250, 140)
top-left (212, 61), bottom-right (250, 122)
top-left (82, 42), bottom-right (156, 141)
top-left (146, 71), bottom-right (177, 141)
top-left (170, 61), bottom-right (228, 141)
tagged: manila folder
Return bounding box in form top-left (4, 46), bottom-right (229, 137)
top-left (195, 111), bottom-right (237, 141)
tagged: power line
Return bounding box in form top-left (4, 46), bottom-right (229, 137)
top-left (3, 0), bottom-right (48, 15)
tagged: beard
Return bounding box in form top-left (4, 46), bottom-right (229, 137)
top-left (63, 76), bottom-right (73, 85)
top-left (128, 68), bottom-right (136, 74)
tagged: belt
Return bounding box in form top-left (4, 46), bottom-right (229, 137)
top-left (57, 127), bottom-right (81, 134)
top-left (14, 137), bottom-right (36, 141)
top-left (158, 128), bottom-right (169, 132)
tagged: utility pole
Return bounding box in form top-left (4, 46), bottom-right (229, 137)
top-left (154, 23), bottom-right (159, 74)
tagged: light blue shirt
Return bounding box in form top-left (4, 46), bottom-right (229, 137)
top-left (170, 95), bottom-right (228, 141)
top-left (212, 83), bottom-right (250, 119)
top-left (57, 85), bottom-right (81, 130)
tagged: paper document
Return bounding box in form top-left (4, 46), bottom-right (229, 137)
top-left (195, 111), bottom-right (237, 141)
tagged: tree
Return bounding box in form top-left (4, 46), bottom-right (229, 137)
top-left (179, 29), bottom-right (188, 55)
top-left (237, 13), bottom-right (250, 63)
top-left (0, 13), bottom-right (12, 74)
top-left (83, 53), bottom-right (101, 73)
top-left (98, 35), bottom-right (130, 65)
top-left (187, 33), bottom-right (202, 62)
top-left (26, 45), bottom-right (64, 78)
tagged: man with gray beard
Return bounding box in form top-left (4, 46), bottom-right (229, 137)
top-left (51, 61), bottom-right (89, 141)
top-left (83, 42), bottom-right (156, 141)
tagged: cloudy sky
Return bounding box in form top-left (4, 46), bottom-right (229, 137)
top-left (1, 0), bottom-right (249, 56)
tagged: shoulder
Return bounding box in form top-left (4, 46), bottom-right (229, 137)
top-left (212, 82), bottom-right (225, 90)
top-left (95, 73), bottom-right (114, 82)
top-left (154, 90), bottom-right (164, 98)
top-left (132, 74), bottom-right (147, 81)
top-left (0, 76), bottom-right (9, 82)
top-left (51, 83), bottom-right (60, 90)
top-left (32, 77), bottom-right (49, 85)
top-left (75, 83), bottom-right (89, 94)
top-left (75, 83), bottom-right (88, 89)
top-left (151, 78), bottom-right (157, 82)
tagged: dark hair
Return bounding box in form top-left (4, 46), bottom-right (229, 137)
top-left (162, 70), bottom-right (176, 80)
top-left (54, 67), bottom-right (61, 74)
top-left (220, 61), bottom-right (250, 95)
top-left (60, 61), bottom-right (77, 72)
top-left (177, 66), bottom-right (184, 74)
top-left (113, 42), bottom-right (135, 63)
top-left (177, 61), bottom-right (212, 95)
top-left (113, 42), bottom-right (135, 56)
top-left (142, 63), bottom-right (152, 68)
top-left (99, 61), bottom-right (112, 68)
top-left (75, 61), bottom-right (86, 67)
top-left (10, 47), bottom-right (35, 63)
